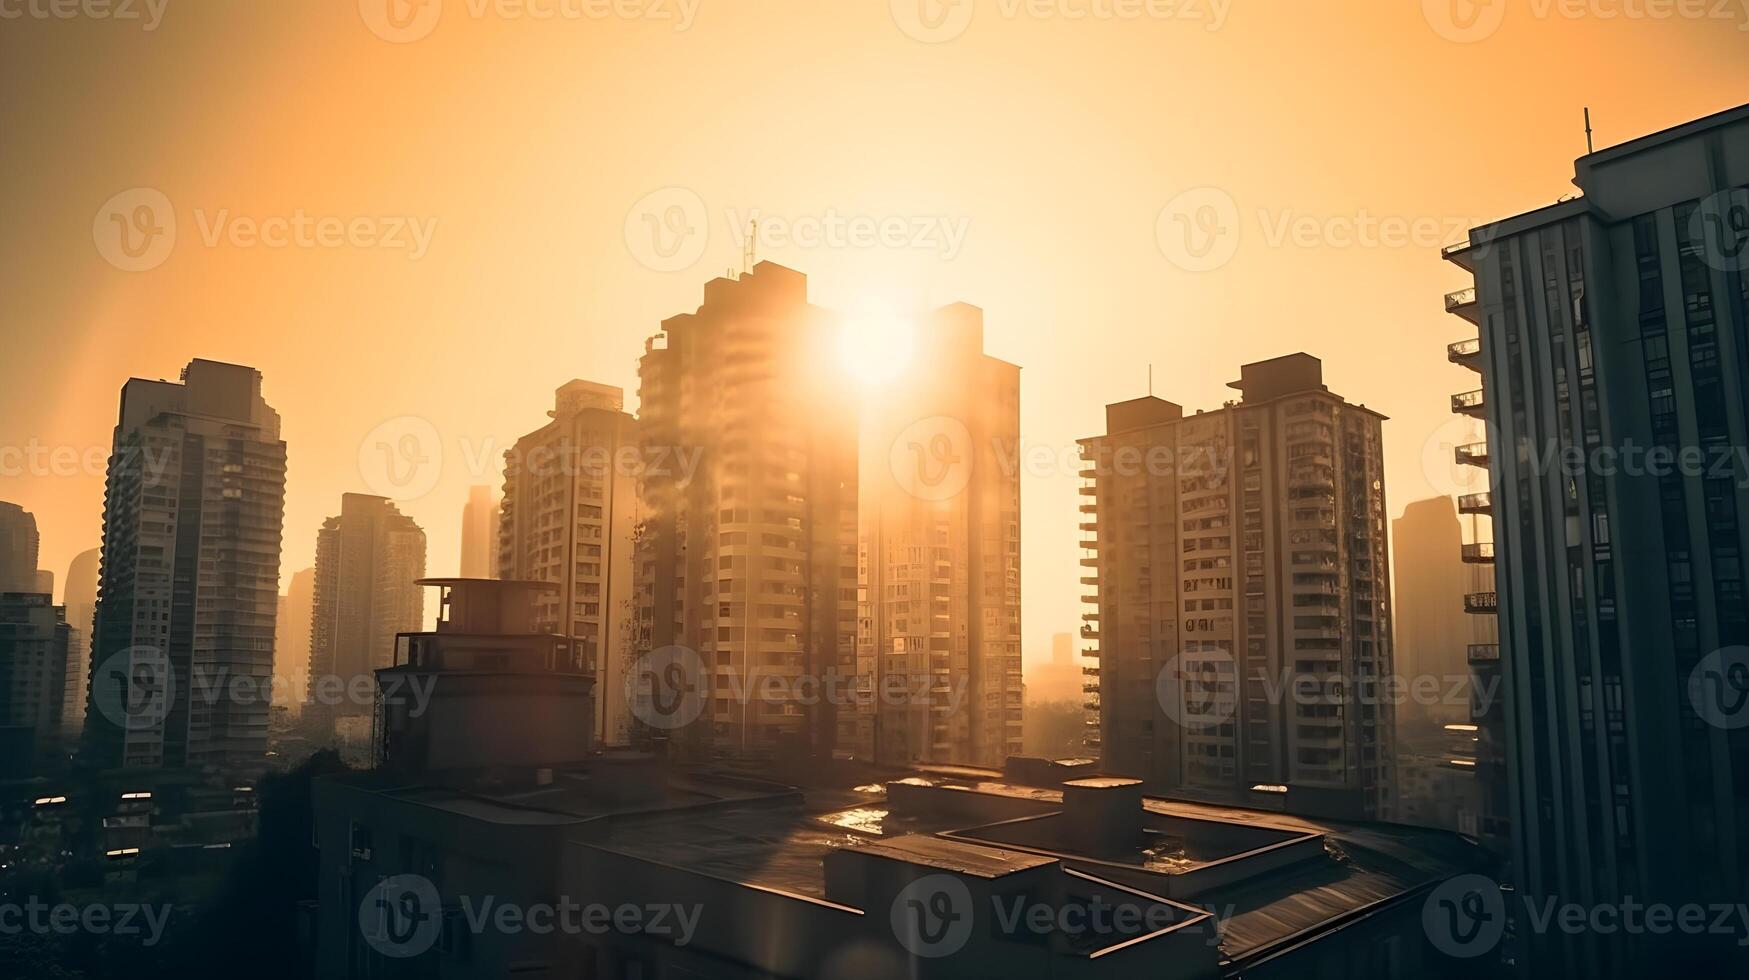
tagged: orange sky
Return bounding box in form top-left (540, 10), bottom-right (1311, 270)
top-left (1, 1), bottom-right (1745, 661)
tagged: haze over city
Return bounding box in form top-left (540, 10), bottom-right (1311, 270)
top-left (3, 4), bottom-right (1749, 978)
top-left (5, 3), bottom-right (1745, 663)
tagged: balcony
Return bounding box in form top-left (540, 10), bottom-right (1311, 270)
top-left (1441, 239), bottom-right (1479, 272)
top-left (1081, 625), bottom-right (1100, 640)
top-left (1447, 337), bottom-right (1483, 372)
top-left (1081, 594), bottom-right (1099, 604)
top-left (1081, 646), bottom-right (1099, 659)
top-left (1455, 442), bottom-right (1489, 468)
top-left (1461, 542), bottom-right (1495, 564)
top-left (1082, 683), bottom-right (1100, 693)
top-left (1080, 575), bottom-right (1098, 586)
top-left (1079, 522), bottom-right (1098, 533)
top-left (1451, 388), bottom-right (1486, 418)
top-left (1082, 665), bottom-right (1099, 676)
top-left (1467, 643), bottom-right (1500, 663)
top-left (1464, 591), bottom-right (1498, 614)
top-left (1079, 503), bottom-right (1098, 515)
top-left (1457, 492), bottom-right (1492, 515)
top-left (1445, 287), bottom-right (1480, 324)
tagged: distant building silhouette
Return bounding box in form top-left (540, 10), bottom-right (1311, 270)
top-left (274, 567), bottom-right (314, 714)
top-left (1023, 631), bottom-right (1084, 705)
top-left (1442, 102), bottom-right (1749, 974)
top-left (0, 592), bottom-right (71, 775)
top-left (1080, 354), bottom-right (1394, 820)
top-left (497, 382), bottom-right (638, 748)
top-left (858, 303), bottom-right (1022, 767)
top-left (632, 263), bottom-right (858, 761)
top-left (459, 484), bottom-right (500, 579)
top-left (308, 493), bottom-right (425, 753)
top-left (0, 501), bottom-right (40, 593)
top-left (60, 547), bottom-right (98, 741)
top-left (1391, 497), bottom-right (1477, 727)
top-left (82, 359), bottom-right (286, 775)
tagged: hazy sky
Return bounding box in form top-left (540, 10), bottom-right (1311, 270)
top-left (1, 1), bottom-right (1745, 661)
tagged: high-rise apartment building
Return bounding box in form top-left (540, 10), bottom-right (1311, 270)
top-left (82, 359), bottom-right (287, 774)
top-left (0, 501), bottom-right (40, 593)
top-left (632, 263), bottom-right (858, 761)
top-left (460, 484), bottom-right (501, 579)
top-left (857, 303), bottom-right (1022, 767)
top-left (1440, 103), bottom-right (1749, 973)
top-left (1080, 354), bottom-right (1394, 819)
top-left (0, 592), bottom-right (71, 774)
top-left (308, 494), bottom-right (425, 747)
top-left (498, 381), bottom-right (638, 748)
top-left (274, 566), bottom-right (314, 714)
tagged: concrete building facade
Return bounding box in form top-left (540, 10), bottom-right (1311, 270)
top-left (1080, 354), bottom-right (1394, 819)
top-left (308, 493), bottom-right (425, 749)
top-left (631, 263), bottom-right (858, 762)
top-left (856, 303), bottom-right (1022, 767)
top-left (497, 381), bottom-right (638, 748)
top-left (1440, 103), bottom-right (1749, 973)
top-left (82, 359), bottom-right (287, 775)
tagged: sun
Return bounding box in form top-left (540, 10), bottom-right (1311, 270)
top-left (836, 307), bottom-right (917, 388)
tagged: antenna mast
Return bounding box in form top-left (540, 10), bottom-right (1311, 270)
top-left (1584, 107), bottom-right (1594, 154)
top-left (743, 219), bottom-right (757, 275)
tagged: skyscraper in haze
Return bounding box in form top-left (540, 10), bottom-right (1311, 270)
top-left (82, 359), bottom-right (287, 775)
top-left (1391, 497), bottom-right (1480, 728)
top-left (632, 263), bottom-right (858, 760)
top-left (0, 501), bottom-right (40, 593)
top-left (857, 303), bottom-right (1022, 767)
top-left (497, 381), bottom-right (639, 748)
top-left (1080, 354), bottom-right (1394, 819)
top-left (308, 494), bottom-right (425, 748)
top-left (1440, 103), bottom-right (1749, 974)
top-left (459, 484), bottom-right (500, 579)
top-left (274, 567), bottom-right (314, 714)
top-left (60, 547), bottom-right (98, 741)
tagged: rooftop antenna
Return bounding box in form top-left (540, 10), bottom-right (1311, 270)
top-left (1148, 364), bottom-right (1154, 397)
top-left (1584, 107), bottom-right (1594, 154)
top-left (743, 219), bottom-right (757, 275)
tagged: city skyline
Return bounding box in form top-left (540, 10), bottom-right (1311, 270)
top-left (5, 7), bottom-right (1744, 671)
top-left (3, 8), bottom-right (1748, 976)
